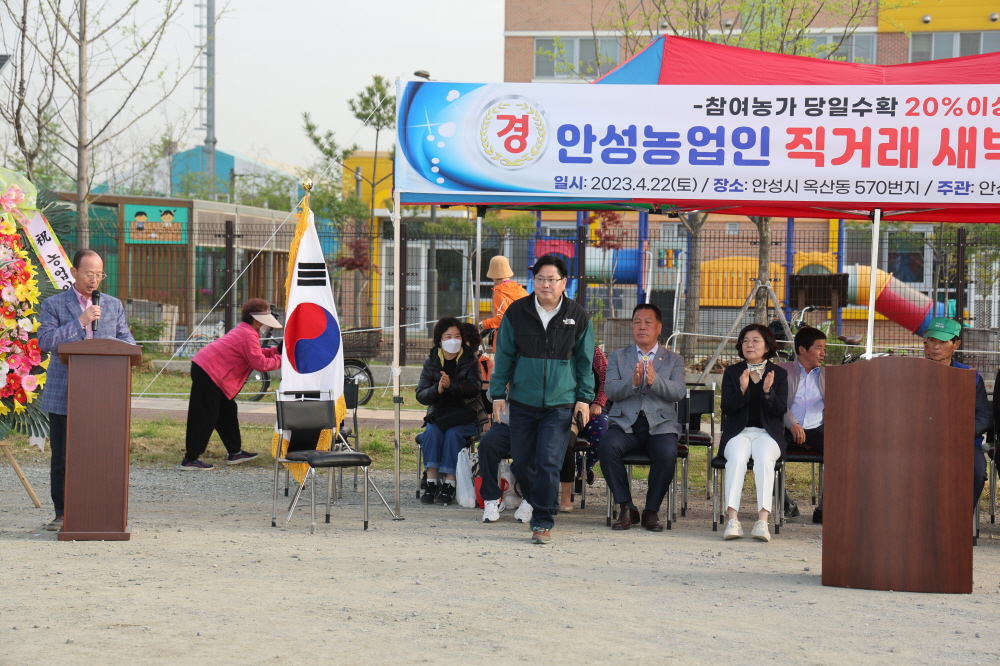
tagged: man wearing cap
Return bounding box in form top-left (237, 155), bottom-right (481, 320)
top-left (180, 298), bottom-right (283, 470)
top-left (480, 255), bottom-right (528, 351)
top-left (922, 317), bottom-right (993, 506)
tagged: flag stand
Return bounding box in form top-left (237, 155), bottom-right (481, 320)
top-left (1, 442), bottom-right (41, 507)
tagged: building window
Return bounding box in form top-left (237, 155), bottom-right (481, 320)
top-left (534, 38), bottom-right (620, 80)
top-left (660, 222), bottom-right (682, 238)
top-left (726, 222), bottom-right (740, 235)
top-left (911, 32), bottom-right (1000, 62)
top-left (810, 32), bottom-right (877, 63)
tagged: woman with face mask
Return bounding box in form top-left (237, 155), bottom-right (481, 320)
top-left (415, 317), bottom-right (488, 505)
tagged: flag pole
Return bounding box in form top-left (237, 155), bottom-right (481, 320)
top-left (392, 187), bottom-right (403, 518)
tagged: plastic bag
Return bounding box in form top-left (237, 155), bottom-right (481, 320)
top-left (499, 461), bottom-right (520, 508)
top-left (456, 448), bottom-right (477, 508)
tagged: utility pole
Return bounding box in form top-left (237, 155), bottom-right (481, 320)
top-left (196, 0), bottom-right (217, 197)
top-left (204, 0), bottom-right (217, 198)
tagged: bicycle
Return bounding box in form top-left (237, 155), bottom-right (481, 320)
top-left (770, 305), bottom-right (877, 364)
top-left (243, 326), bottom-right (380, 406)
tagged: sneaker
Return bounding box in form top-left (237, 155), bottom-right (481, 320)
top-left (227, 450), bottom-right (259, 465)
top-left (45, 516), bottom-right (63, 532)
top-left (531, 526), bottom-right (551, 544)
top-left (751, 519), bottom-right (771, 542)
top-left (434, 483), bottom-right (456, 505)
top-left (514, 499), bottom-right (533, 523)
top-left (723, 519), bottom-right (743, 540)
top-left (482, 499), bottom-right (501, 523)
top-left (420, 481), bottom-right (439, 505)
top-left (179, 459), bottom-right (215, 471)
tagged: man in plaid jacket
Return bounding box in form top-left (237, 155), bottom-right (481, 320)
top-left (37, 250), bottom-right (134, 532)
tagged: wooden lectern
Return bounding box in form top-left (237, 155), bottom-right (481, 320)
top-left (57, 339), bottom-right (142, 541)
top-left (824, 356), bottom-right (974, 593)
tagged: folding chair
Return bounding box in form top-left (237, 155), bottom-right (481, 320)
top-left (271, 392), bottom-right (373, 533)
top-left (604, 445), bottom-right (688, 530)
top-left (283, 381), bottom-right (362, 498)
top-left (676, 386), bottom-right (716, 516)
top-left (711, 455), bottom-right (782, 534)
top-left (777, 447), bottom-right (823, 529)
top-left (568, 431), bottom-right (591, 509)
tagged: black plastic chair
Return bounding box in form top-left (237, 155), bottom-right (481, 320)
top-left (604, 445), bottom-right (688, 530)
top-left (271, 392), bottom-right (373, 533)
top-left (778, 446), bottom-right (824, 529)
top-left (681, 384), bottom-right (717, 503)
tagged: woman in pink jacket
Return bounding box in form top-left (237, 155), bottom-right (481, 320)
top-left (180, 299), bottom-right (283, 470)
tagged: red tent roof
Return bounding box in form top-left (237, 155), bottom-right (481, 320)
top-left (595, 36), bottom-right (1000, 221)
top-left (641, 34), bottom-right (1000, 86)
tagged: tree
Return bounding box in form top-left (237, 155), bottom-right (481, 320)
top-left (2, 0), bottom-right (208, 248)
top-left (347, 75), bottom-right (395, 234)
top-left (750, 215), bottom-right (773, 324)
top-left (678, 212), bottom-right (708, 361)
top-left (590, 210), bottom-right (627, 319)
top-left (0, 0), bottom-right (68, 184)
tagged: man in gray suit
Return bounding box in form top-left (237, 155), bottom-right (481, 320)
top-left (37, 249), bottom-right (134, 532)
top-left (599, 303), bottom-right (686, 531)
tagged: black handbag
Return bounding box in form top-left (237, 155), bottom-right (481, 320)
top-left (429, 405), bottom-right (478, 431)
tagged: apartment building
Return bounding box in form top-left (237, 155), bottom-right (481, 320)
top-left (504, 0), bottom-right (1000, 81)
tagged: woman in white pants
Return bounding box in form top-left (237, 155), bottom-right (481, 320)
top-left (718, 324), bottom-right (788, 542)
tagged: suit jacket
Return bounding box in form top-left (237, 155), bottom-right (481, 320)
top-left (719, 360), bottom-right (788, 458)
top-left (775, 359), bottom-right (825, 430)
top-left (604, 344), bottom-right (686, 436)
top-left (37, 288), bottom-right (134, 415)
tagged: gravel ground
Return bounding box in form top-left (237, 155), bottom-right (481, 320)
top-left (3, 461), bottom-right (1000, 665)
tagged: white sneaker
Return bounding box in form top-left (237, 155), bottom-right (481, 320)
top-left (514, 499), bottom-right (533, 523)
top-left (751, 519), bottom-right (771, 542)
top-left (482, 499), bottom-right (501, 523)
top-left (723, 519), bottom-right (743, 540)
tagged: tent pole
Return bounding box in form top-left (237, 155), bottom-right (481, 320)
top-left (392, 188), bottom-right (403, 518)
top-left (863, 208), bottom-right (882, 360)
top-left (474, 206), bottom-right (484, 327)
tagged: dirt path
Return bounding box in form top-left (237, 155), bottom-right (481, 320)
top-left (3, 464), bottom-right (1000, 665)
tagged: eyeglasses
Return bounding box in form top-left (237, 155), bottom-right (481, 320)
top-left (79, 272), bottom-right (106, 280)
top-left (533, 277), bottom-right (566, 286)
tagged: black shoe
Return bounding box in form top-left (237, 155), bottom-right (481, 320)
top-left (434, 483), bottom-right (456, 505)
top-left (784, 499), bottom-right (800, 519)
top-left (812, 509), bottom-right (823, 524)
top-left (586, 469), bottom-right (595, 485)
top-left (420, 481), bottom-right (439, 504)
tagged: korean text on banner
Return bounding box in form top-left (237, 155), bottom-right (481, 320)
top-left (395, 82), bottom-right (1000, 205)
top-left (24, 212), bottom-right (72, 290)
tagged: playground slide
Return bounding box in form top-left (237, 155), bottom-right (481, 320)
top-left (846, 265), bottom-right (949, 337)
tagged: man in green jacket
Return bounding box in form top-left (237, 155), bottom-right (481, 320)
top-left (490, 255), bottom-right (594, 544)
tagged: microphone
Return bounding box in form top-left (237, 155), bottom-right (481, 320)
top-left (91, 290), bottom-right (100, 333)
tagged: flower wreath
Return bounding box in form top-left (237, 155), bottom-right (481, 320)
top-left (0, 169), bottom-right (49, 437)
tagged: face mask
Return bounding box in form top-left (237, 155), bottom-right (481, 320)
top-left (441, 338), bottom-right (462, 354)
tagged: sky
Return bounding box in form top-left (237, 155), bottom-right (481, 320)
top-left (200, 0), bottom-right (505, 170)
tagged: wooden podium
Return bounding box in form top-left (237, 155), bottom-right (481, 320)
top-left (57, 339), bottom-right (142, 541)
top-left (823, 356), bottom-right (974, 593)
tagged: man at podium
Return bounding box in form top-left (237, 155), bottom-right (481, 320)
top-left (921, 317), bottom-right (993, 507)
top-left (37, 250), bottom-right (134, 532)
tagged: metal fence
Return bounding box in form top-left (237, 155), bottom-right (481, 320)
top-left (54, 196), bottom-right (1000, 378)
